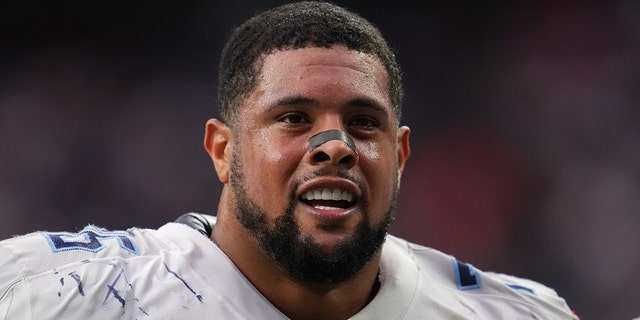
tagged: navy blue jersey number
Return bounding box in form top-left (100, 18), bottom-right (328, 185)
top-left (451, 257), bottom-right (482, 290)
top-left (43, 227), bottom-right (139, 255)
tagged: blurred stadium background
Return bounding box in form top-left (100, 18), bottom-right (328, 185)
top-left (1, 1), bottom-right (639, 319)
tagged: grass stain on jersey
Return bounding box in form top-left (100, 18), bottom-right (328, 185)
top-left (57, 277), bottom-right (64, 297)
top-left (68, 271), bottom-right (85, 296)
top-left (163, 262), bottom-right (203, 303)
top-left (103, 269), bottom-right (127, 308)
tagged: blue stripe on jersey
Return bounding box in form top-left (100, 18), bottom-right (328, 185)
top-left (451, 257), bottom-right (482, 290)
top-left (507, 283), bottom-right (536, 295)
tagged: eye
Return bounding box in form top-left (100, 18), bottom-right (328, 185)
top-left (278, 112), bottom-right (310, 125)
top-left (349, 116), bottom-right (380, 130)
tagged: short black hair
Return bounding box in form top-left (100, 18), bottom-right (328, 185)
top-left (217, 1), bottom-right (403, 124)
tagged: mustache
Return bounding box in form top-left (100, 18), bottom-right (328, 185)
top-left (300, 168), bottom-right (361, 187)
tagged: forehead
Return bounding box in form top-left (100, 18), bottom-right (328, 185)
top-left (260, 46), bottom-right (386, 79)
top-left (252, 46), bottom-right (391, 109)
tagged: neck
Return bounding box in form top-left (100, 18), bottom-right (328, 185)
top-left (265, 269), bottom-right (381, 320)
top-left (211, 202), bottom-right (381, 319)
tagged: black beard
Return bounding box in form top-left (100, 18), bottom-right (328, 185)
top-left (230, 155), bottom-right (397, 287)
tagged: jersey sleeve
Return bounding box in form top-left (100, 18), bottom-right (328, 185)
top-left (491, 272), bottom-right (578, 317)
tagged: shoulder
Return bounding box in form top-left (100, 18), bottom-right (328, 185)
top-left (0, 222), bottom-right (206, 280)
top-left (380, 235), bottom-right (578, 319)
top-left (0, 225), bottom-right (152, 289)
top-left (1, 225), bottom-right (152, 268)
top-left (0, 222), bottom-right (221, 319)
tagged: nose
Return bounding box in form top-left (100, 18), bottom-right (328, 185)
top-left (309, 138), bottom-right (359, 169)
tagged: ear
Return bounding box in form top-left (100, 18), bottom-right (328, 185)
top-left (204, 119), bottom-right (233, 184)
top-left (396, 126), bottom-right (411, 183)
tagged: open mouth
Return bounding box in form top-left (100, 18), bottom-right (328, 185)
top-left (300, 187), bottom-right (355, 210)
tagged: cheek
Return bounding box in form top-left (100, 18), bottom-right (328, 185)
top-left (263, 130), bottom-right (306, 164)
top-left (357, 139), bottom-right (398, 196)
top-left (246, 129), bottom-right (305, 179)
top-left (355, 140), bottom-right (381, 161)
top-left (256, 129), bottom-right (284, 163)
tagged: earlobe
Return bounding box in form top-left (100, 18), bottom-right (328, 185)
top-left (396, 126), bottom-right (411, 182)
top-left (204, 119), bottom-right (233, 183)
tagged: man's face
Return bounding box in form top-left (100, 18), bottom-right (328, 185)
top-left (227, 46), bottom-right (410, 285)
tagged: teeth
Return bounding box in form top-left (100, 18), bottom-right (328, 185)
top-left (315, 205), bottom-right (341, 210)
top-left (302, 187), bottom-right (353, 202)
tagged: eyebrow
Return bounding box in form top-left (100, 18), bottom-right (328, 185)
top-left (268, 95), bottom-right (389, 115)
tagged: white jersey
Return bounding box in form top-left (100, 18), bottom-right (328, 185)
top-left (0, 218), bottom-right (578, 319)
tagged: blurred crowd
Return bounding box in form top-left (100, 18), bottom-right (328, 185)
top-left (1, 1), bottom-right (639, 319)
